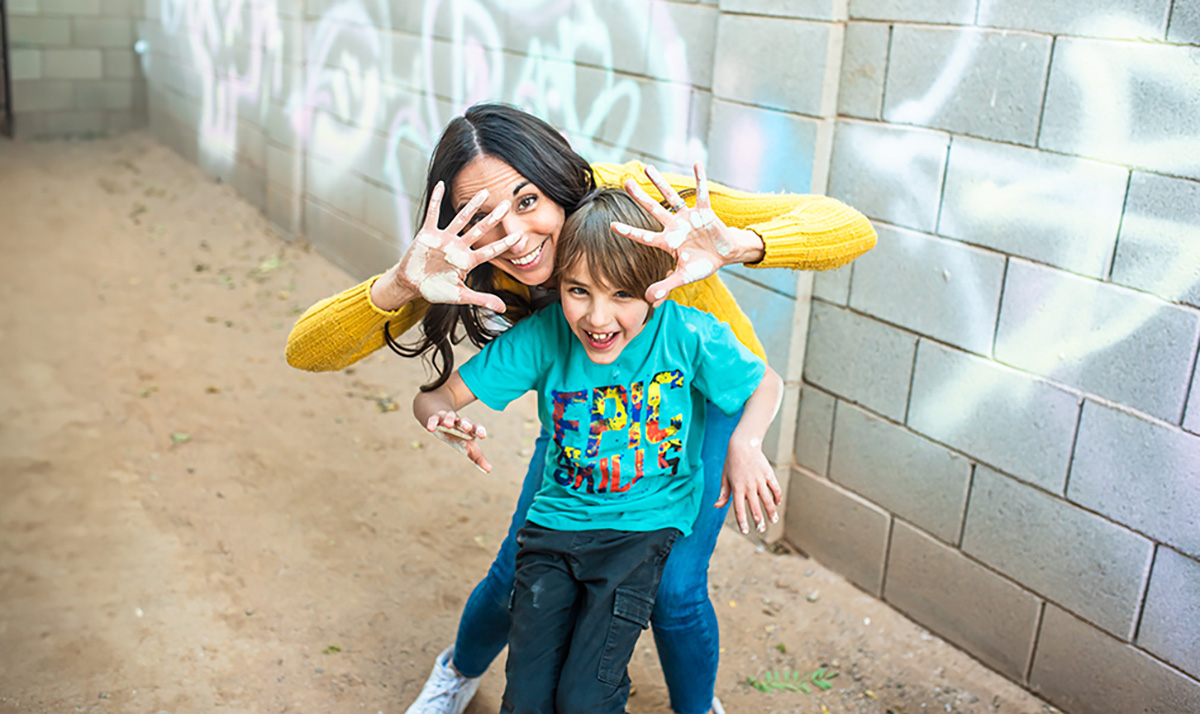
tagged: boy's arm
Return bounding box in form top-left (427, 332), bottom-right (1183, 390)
top-left (412, 372), bottom-right (493, 473)
top-left (715, 365), bottom-right (785, 534)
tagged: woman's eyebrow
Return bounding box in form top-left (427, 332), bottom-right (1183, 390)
top-left (512, 180), bottom-right (531, 196)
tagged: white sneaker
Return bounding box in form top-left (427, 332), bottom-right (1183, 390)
top-left (404, 645), bottom-right (482, 714)
top-left (711, 696), bottom-right (726, 714)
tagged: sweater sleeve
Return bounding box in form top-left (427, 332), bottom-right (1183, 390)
top-left (284, 275), bottom-right (429, 372)
top-left (592, 161), bottom-right (877, 271)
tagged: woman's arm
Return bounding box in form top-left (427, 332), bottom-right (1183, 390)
top-left (715, 365), bottom-right (785, 535)
top-left (412, 372), bottom-right (492, 473)
top-left (285, 182), bottom-right (523, 372)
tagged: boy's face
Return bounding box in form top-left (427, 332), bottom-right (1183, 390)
top-left (560, 258), bottom-right (651, 365)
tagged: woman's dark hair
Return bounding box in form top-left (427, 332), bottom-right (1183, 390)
top-left (384, 103), bottom-right (596, 390)
top-left (554, 188), bottom-right (672, 300)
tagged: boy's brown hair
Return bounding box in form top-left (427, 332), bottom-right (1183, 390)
top-left (554, 188), bottom-right (673, 298)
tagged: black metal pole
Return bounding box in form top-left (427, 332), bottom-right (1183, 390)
top-left (0, 0), bottom-right (13, 137)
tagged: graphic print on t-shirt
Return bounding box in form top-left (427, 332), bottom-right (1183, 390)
top-left (550, 370), bottom-right (686, 495)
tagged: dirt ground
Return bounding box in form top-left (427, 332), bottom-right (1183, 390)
top-left (0, 133), bottom-right (1057, 714)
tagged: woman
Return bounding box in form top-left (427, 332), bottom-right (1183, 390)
top-left (286, 103), bottom-right (876, 714)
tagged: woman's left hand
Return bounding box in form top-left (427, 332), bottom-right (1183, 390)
top-left (715, 436), bottom-right (783, 534)
top-left (612, 162), bottom-right (765, 305)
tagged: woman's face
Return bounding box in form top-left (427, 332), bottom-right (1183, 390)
top-left (451, 155), bottom-right (566, 286)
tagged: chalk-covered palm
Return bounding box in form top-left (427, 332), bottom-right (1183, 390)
top-left (612, 163), bottom-right (766, 305)
top-left (372, 182), bottom-right (524, 314)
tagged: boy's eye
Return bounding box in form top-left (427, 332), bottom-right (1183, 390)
top-left (614, 290), bottom-right (633, 299)
top-left (567, 286), bottom-right (588, 296)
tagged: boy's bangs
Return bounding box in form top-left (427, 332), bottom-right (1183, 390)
top-left (557, 189), bottom-right (672, 297)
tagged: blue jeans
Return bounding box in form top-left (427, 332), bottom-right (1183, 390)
top-left (451, 402), bottom-right (737, 714)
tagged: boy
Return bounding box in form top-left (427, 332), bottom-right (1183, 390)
top-left (413, 189), bottom-right (783, 713)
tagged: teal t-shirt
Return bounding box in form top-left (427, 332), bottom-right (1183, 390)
top-left (459, 301), bottom-right (765, 536)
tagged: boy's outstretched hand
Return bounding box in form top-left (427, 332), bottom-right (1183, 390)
top-left (424, 410), bottom-right (492, 474)
top-left (716, 436), bottom-right (783, 534)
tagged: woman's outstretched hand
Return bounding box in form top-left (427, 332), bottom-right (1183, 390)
top-left (612, 163), bottom-right (765, 305)
top-left (424, 409), bottom-right (492, 474)
top-left (371, 181), bottom-right (523, 313)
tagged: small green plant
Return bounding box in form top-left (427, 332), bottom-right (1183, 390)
top-left (744, 667), bottom-right (837, 694)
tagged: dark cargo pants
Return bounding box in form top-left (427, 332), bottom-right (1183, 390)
top-left (500, 523), bottom-right (680, 714)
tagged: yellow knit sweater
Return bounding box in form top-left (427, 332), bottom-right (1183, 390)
top-left (285, 160), bottom-right (876, 371)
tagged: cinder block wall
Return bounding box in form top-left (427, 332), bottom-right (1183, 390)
top-left (787, 2), bottom-right (1200, 713)
top-left (5, 0), bottom-right (144, 138)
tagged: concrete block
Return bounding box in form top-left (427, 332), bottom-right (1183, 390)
top-left (804, 301), bottom-right (917, 422)
top-left (42, 50), bottom-right (104, 80)
top-left (11, 50), bottom-right (42, 81)
top-left (73, 18), bottom-right (133, 49)
top-left (228, 159), bottom-right (267, 215)
top-left (1111, 172), bottom-right (1200, 308)
top-left (12, 80), bottom-right (74, 112)
top-left (829, 402), bottom-right (972, 543)
top-left (827, 120), bottom-right (949, 233)
top-left (939, 136), bottom-right (1129, 278)
top-left (713, 15), bottom-right (832, 116)
top-left (908, 340), bottom-right (1081, 494)
top-left (102, 50), bottom-right (137, 79)
top-left (9, 18), bottom-right (72, 47)
top-left (794, 387), bottom-right (836, 475)
top-left (1068, 400), bottom-right (1200, 559)
top-left (884, 26), bottom-right (1052, 145)
top-left (501, 61), bottom-right (616, 157)
top-left (849, 0), bottom-right (975, 23)
top-left (995, 259), bottom-right (1200, 423)
top-left (1170, 0), bottom-right (1200, 44)
top-left (838, 22), bottom-right (888, 120)
top-left (267, 182), bottom-right (303, 238)
top-left (718, 0), bottom-right (842, 20)
top-left (884, 521), bottom-right (1040, 681)
top-left (14, 110), bottom-right (107, 138)
top-left (1138, 547), bottom-right (1200, 679)
top-left (8, 0), bottom-right (38, 15)
top-left (101, 0), bottom-right (137, 16)
top-left (812, 263), bottom-right (852, 305)
top-left (723, 264), bottom-right (802, 299)
top-left (646, 1), bottom-right (718, 88)
top-left (306, 153), bottom-right (368, 222)
top-left (724, 273), bottom-right (798, 454)
top-left (1031, 604), bottom-right (1200, 714)
top-left (962, 465), bottom-right (1154, 639)
top-left (42, 0), bottom-right (100, 14)
top-left (1041, 39), bottom-right (1200, 181)
top-left (561, 0), bottom-right (650, 76)
top-left (75, 80), bottom-right (134, 110)
top-left (597, 76), bottom-right (694, 165)
top-left (707, 99), bottom-right (817, 199)
top-left (977, 0), bottom-right (1172, 40)
top-left (849, 223), bottom-right (1006, 354)
top-left (784, 468), bottom-right (890, 595)
top-left (304, 198), bottom-right (402, 281)
top-left (104, 110), bottom-right (144, 134)
top-left (1187, 361), bottom-right (1200, 435)
top-left (364, 181), bottom-right (403, 240)
top-left (267, 144), bottom-right (303, 194)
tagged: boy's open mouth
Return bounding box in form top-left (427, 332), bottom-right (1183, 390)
top-left (583, 331), bottom-right (618, 349)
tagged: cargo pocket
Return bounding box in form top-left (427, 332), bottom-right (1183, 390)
top-left (597, 587), bottom-right (655, 686)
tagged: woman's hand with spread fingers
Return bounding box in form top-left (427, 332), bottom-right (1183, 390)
top-left (370, 181), bottom-right (524, 313)
top-left (611, 163), bottom-right (766, 305)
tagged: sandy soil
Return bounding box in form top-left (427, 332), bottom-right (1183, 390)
top-left (0, 133), bottom-right (1056, 714)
